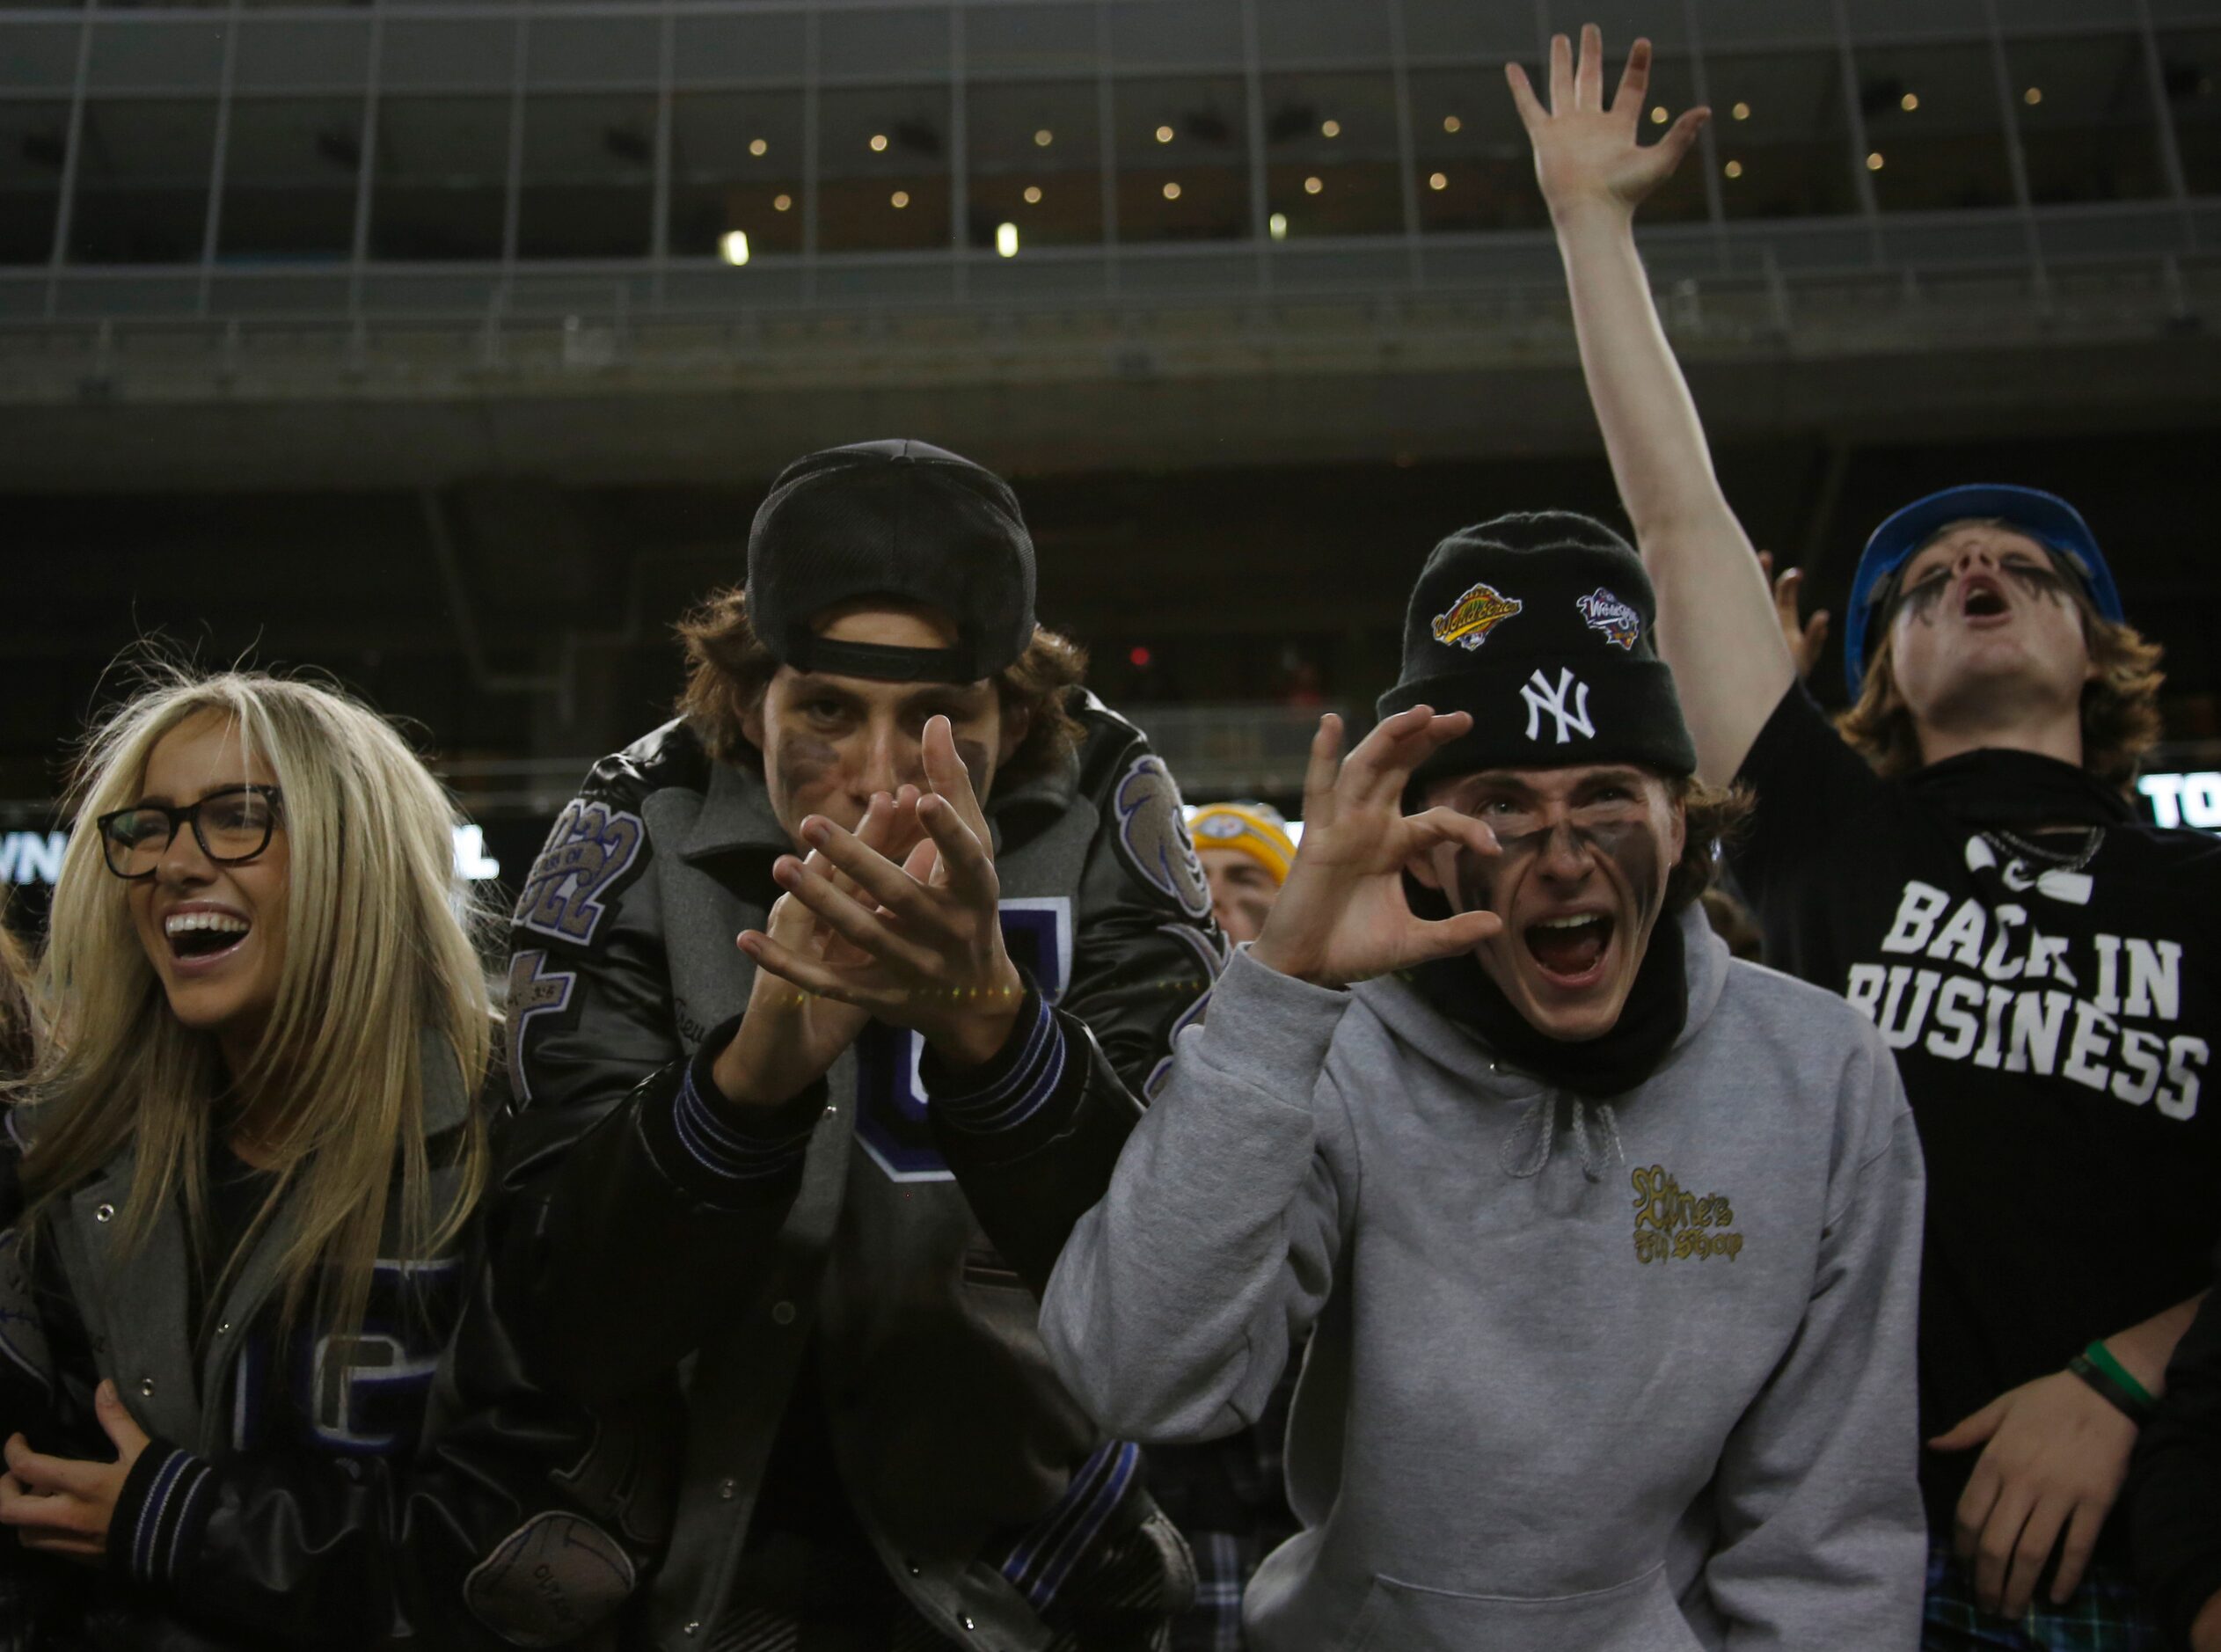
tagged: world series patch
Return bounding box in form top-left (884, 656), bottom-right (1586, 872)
top-left (1576, 588), bottom-right (1641, 650)
top-left (1430, 581), bottom-right (1523, 653)
top-left (515, 800), bottom-right (647, 946)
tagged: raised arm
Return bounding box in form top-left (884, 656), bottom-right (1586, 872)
top-left (1509, 26), bottom-right (1793, 784)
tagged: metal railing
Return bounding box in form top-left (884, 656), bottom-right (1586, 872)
top-left (4, 222), bottom-right (2216, 404)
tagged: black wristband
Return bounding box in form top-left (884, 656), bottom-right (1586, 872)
top-left (2067, 1352), bottom-right (2154, 1426)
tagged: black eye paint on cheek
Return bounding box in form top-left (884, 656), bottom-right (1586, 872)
top-left (1455, 821), bottom-right (1663, 920)
top-left (775, 732), bottom-right (840, 803)
top-left (1581, 819), bottom-right (1662, 919)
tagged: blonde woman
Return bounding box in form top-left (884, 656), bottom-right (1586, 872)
top-left (0, 668), bottom-right (541, 1648)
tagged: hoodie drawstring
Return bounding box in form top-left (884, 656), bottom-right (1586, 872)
top-left (1501, 1093), bottom-right (1626, 1183)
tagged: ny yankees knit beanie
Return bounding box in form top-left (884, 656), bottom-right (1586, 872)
top-left (748, 438), bottom-right (1037, 684)
top-left (1378, 511), bottom-right (1697, 790)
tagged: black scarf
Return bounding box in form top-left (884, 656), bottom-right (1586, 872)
top-left (1903, 746), bottom-right (2135, 830)
top-left (1402, 874), bottom-right (1689, 1100)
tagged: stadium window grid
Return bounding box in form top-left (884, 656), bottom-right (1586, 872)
top-left (0, 0), bottom-right (2209, 318)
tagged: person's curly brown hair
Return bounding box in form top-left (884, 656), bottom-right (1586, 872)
top-left (1837, 582), bottom-right (2164, 793)
top-left (1668, 775), bottom-right (1755, 914)
top-left (673, 586), bottom-right (1090, 783)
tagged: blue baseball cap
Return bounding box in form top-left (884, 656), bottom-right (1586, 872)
top-left (1843, 483), bottom-right (2124, 700)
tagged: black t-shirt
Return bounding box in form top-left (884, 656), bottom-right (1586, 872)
top-left (186, 1136), bottom-right (277, 1350)
top-left (1732, 686), bottom-right (2221, 1546)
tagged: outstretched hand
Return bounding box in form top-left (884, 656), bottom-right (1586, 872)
top-left (712, 786), bottom-right (922, 1108)
top-left (1250, 708), bottom-right (1502, 989)
top-left (740, 715), bottom-right (1025, 1070)
top-left (1507, 25), bottom-right (1706, 223)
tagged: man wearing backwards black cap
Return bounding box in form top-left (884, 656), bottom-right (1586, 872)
top-left (469, 440), bottom-right (1219, 1648)
top-left (1517, 26), bottom-right (2221, 1649)
top-left (1039, 512), bottom-right (1926, 1651)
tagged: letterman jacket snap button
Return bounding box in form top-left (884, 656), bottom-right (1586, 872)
top-left (771, 1300), bottom-right (797, 1327)
top-left (94, 1203), bottom-right (115, 1223)
top-left (718, 1478), bottom-right (736, 1500)
top-left (138, 1377), bottom-right (155, 1398)
top-left (960, 1615), bottom-right (975, 1632)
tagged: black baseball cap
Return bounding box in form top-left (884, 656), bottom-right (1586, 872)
top-left (745, 438), bottom-right (1037, 683)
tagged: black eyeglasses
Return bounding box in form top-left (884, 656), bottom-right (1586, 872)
top-left (1879, 554), bottom-right (2079, 628)
top-left (95, 785), bottom-right (284, 881)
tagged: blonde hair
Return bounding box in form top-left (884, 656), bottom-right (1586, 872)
top-left (19, 665), bottom-right (493, 1342)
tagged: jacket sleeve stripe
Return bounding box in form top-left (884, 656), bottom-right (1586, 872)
top-left (126, 1446), bottom-right (186, 1582)
top-left (120, 1443), bottom-right (214, 1586)
top-left (931, 994), bottom-right (1070, 1134)
top-left (669, 1064), bottom-right (816, 1183)
top-left (999, 1437), bottom-right (1141, 1610)
top-left (161, 1456), bottom-right (214, 1583)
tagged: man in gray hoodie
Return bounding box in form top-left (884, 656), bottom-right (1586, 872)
top-left (1040, 513), bottom-right (1928, 1650)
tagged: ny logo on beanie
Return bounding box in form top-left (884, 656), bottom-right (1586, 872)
top-left (1522, 667), bottom-right (1596, 745)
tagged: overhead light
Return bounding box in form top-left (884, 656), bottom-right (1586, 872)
top-left (1723, 159), bottom-right (1743, 179)
top-left (996, 221), bottom-right (1019, 257)
top-left (1867, 150), bottom-right (1885, 171)
top-left (2024, 86), bottom-right (2042, 105)
top-left (1034, 128), bottom-right (1054, 147)
top-left (1650, 106), bottom-right (1667, 125)
top-left (773, 193), bottom-right (793, 211)
top-left (1023, 185), bottom-right (1042, 203)
top-left (749, 137), bottom-right (768, 157)
top-left (890, 189), bottom-right (910, 208)
top-left (1320, 119), bottom-right (1341, 137)
top-left (1442, 114), bottom-right (1462, 134)
top-left (1162, 180), bottom-right (1181, 200)
top-left (1731, 101), bottom-right (1750, 121)
top-left (1900, 91), bottom-right (1919, 112)
top-left (869, 133), bottom-right (888, 152)
top-left (1428, 171), bottom-right (1447, 191)
top-left (1303, 174), bottom-right (1322, 194)
top-left (720, 230), bottom-right (749, 265)
top-left (1155, 124), bottom-right (1175, 143)
top-left (1268, 211), bottom-right (1287, 239)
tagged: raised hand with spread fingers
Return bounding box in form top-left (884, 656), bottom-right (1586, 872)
top-left (739, 714), bottom-right (1026, 1071)
top-left (1249, 706), bottom-right (1502, 989)
top-left (1506, 24), bottom-right (1707, 226)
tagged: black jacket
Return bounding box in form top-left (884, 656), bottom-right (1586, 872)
top-left (2132, 1261), bottom-right (2221, 1648)
top-left (478, 696), bottom-right (1224, 1648)
top-left (0, 1033), bottom-right (619, 1652)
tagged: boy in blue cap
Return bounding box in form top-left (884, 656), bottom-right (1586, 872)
top-left (1516, 25), bottom-right (2218, 1650)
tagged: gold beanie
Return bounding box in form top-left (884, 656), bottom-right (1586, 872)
top-left (1187, 801), bottom-right (1297, 885)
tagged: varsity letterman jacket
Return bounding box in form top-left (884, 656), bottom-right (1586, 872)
top-left (0, 1034), bottom-right (607, 1652)
top-left (486, 693), bottom-right (1224, 1649)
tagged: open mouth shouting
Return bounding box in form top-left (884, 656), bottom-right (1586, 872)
top-left (1959, 572), bottom-right (2011, 622)
top-left (162, 903), bottom-right (253, 973)
top-left (1524, 909), bottom-right (1616, 989)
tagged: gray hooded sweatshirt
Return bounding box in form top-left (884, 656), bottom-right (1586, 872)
top-left (1041, 907), bottom-right (1925, 1651)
